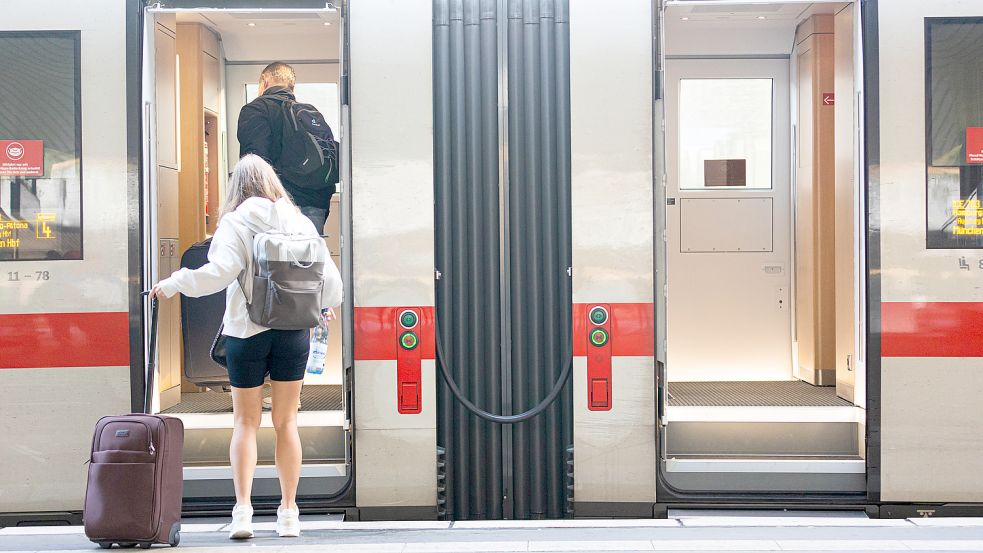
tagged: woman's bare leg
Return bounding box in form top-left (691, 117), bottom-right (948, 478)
top-left (271, 379), bottom-right (304, 510)
top-left (230, 385), bottom-right (264, 507)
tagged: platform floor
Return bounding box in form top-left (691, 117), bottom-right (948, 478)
top-left (162, 385), bottom-right (343, 414)
top-left (3, 513), bottom-right (983, 552)
top-left (668, 381), bottom-right (853, 408)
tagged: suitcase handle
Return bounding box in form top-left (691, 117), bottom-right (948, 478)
top-left (141, 292), bottom-right (160, 415)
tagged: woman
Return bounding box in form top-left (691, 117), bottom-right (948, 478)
top-left (150, 154), bottom-right (342, 539)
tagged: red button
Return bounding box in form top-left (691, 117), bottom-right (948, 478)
top-left (590, 378), bottom-right (609, 409)
top-left (400, 382), bottom-right (420, 412)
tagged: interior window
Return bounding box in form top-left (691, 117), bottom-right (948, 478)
top-left (678, 78), bottom-right (773, 190)
top-left (0, 32), bottom-right (82, 261)
top-left (245, 82), bottom-right (341, 137)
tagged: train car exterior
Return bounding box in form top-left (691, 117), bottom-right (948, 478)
top-left (1, 0), bottom-right (983, 523)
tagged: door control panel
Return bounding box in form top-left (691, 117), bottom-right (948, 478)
top-left (396, 308), bottom-right (422, 414)
top-left (587, 304), bottom-right (612, 411)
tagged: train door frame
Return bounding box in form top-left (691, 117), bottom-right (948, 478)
top-left (133, 0), bottom-right (356, 513)
top-left (653, 0), bottom-right (875, 509)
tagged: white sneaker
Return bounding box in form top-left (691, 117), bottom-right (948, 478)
top-left (228, 504), bottom-right (254, 540)
top-left (276, 506), bottom-right (301, 538)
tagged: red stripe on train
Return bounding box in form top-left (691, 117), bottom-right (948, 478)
top-left (882, 302), bottom-right (983, 357)
top-left (0, 312), bottom-right (130, 369)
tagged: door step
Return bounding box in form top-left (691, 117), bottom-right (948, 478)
top-left (665, 458), bottom-right (865, 474)
top-left (665, 408), bottom-right (863, 458)
top-left (171, 410), bottom-right (347, 467)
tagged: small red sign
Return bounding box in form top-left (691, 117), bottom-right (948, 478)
top-left (822, 93), bottom-right (835, 106)
top-left (967, 127), bottom-right (983, 164)
top-left (0, 140), bottom-right (44, 177)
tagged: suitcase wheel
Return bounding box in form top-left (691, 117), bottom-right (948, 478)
top-left (97, 543), bottom-right (113, 549)
top-left (137, 543), bottom-right (152, 549)
top-left (168, 526), bottom-right (180, 547)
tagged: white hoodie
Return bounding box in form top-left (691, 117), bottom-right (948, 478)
top-left (157, 196), bottom-right (343, 339)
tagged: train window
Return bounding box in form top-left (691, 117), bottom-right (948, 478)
top-left (0, 32), bottom-right (82, 261)
top-left (678, 78), bottom-right (772, 190)
top-left (925, 18), bottom-right (983, 249)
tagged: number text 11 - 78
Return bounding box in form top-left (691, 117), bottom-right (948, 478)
top-left (7, 271), bottom-right (51, 282)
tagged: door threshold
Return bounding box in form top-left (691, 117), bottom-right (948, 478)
top-left (666, 458), bottom-right (866, 474)
top-left (664, 405), bottom-right (864, 423)
top-left (184, 462), bottom-right (348, 480)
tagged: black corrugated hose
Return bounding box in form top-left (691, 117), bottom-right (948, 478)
top-left (433, 312), bottom-right (572, 424)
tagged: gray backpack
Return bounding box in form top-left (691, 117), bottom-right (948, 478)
top-left (240, 230), bottom-right (327, 330)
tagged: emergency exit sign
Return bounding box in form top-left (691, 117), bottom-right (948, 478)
top-left (967, 127), bottom-right (983, 164)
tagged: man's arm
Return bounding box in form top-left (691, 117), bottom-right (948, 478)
top-left (237, 102), bottom-right (274, 162)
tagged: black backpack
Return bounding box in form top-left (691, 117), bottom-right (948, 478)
top-left (276, 99), bottom-right (339, 190)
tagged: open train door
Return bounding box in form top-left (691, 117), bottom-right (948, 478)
top-left (138, 0), bottom-right (353, 511)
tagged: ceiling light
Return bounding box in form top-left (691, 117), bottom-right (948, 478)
top-left (323, 21), bottom-right (331, 26)
top-left (247, 22), bottom-right (256, 27)
top-left (757, 16), bottom-right (766, 20)
top-left (680, 17), bottom-right (689, 21)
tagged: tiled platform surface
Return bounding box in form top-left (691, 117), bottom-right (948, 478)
top-left (3, 512), bottom-right (983, 552)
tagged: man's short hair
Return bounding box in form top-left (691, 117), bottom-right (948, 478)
top-left (261, 62), bottom-right (296, 91)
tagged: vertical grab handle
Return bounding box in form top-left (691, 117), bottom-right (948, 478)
top-left (143, 292), bottom-right (160, 415)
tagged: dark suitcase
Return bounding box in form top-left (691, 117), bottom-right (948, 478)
top-left (84, 296), bottom-right (184, 548)
top-left (179, 239), bottom-right (230, 387)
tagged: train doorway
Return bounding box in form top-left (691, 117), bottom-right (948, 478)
top-left (658, 0), bottom-right (868, 497)
top-left (140, 4), bottom-right (351, 508)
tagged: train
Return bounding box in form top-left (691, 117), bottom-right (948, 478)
top-left (1, 0), bottom-right (982, 524)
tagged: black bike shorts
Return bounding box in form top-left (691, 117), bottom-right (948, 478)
top-left (224, 329), bottom-right (309, 388)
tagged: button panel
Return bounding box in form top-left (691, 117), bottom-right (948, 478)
top-left (395, 308), bottom-right (422, 414)
top-left (587, 303), bottom-right (613, 411)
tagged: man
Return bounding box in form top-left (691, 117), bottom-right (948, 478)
top-left (237, 62), bottom-right (336, 232)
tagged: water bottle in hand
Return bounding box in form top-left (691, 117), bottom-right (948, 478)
top-left (306, 311), bottom-right (330, 375)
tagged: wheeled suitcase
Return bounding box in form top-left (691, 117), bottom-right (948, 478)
top-left (179, 239), bottom-right (230, 387)
top-left (84, 296), bottom-right (184, 549)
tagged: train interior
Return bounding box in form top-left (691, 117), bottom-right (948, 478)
top-left (143, 7), bottom-right (348, 499)
top-left (660, 0), bottom-right (866, 493)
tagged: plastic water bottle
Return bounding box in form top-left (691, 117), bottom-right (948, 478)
top-left (306, 312), bottom-right (329, 375)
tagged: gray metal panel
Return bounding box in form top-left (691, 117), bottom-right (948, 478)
top-left (350, 0), bottom-right (434, 309)
top-left (350, 0), bottom-right (436, 510)
top-left (569, 0), bottom-right (656, 505)
top-left (573, 358), bottom-right (657, 503)
top-left (881, 357), bottom-right (983, 502)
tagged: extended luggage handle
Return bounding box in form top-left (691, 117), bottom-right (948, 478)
top-left (141, 291), bottom-right (159, 415)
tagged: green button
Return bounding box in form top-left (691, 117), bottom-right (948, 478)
top-left (400, 331), bottom-right (419, 350)
top-left (589, 306), bottom-right (608, 325)
top-left (590, 328), bottom-right (609, 347)
top-left (400, 310), bottom-right (419, 329)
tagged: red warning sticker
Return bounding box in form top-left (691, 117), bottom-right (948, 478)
top-left (967, 128), bottom-right (983, 164)
top-left (0, 140), bottom-right (44, 177)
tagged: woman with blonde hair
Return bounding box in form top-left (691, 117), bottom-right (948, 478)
top-left (150, 154), bottom-right (342, 539)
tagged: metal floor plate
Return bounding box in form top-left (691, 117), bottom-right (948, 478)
top-left (668, 381), bottom-right (853, 407)
top-left (162, 384), bottom-right (343, 413)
